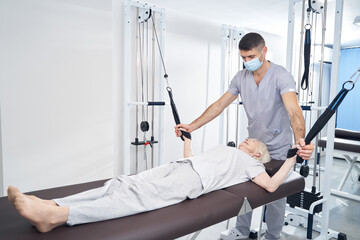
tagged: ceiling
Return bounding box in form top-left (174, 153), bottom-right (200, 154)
top-left (57, 0), bottom-right (360, 47)
top-left (143, 0), bottom-right (360, 48)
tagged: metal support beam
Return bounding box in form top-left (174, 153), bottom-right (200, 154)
top-left (331, 189), bottom-right (360, 202)
top-left (238, 197), bottom-right (253, 215)
top-left (189, 230), bottom-right (202, 240)
top-left (317, 0), bottom-right (344, 239)
top-left (158, 8), bottom-right (166, 166)
top-left (113, 0), bottom-right (125, 176)
top-left (0, 104), bottom-right (4, 196)
top-left (330, 154), bottom-right (360, 202)
top-left (286, 0), bottom-right (296, 72)
top-left (219, 25), bottom-right (227, 145)
top-left (123, 0), bottom-right (132, 175)
top-left (219, 25), bottom-right (244, 145)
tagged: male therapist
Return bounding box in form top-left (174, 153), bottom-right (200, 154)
top-left (175, 32), bottom-right (314, 240)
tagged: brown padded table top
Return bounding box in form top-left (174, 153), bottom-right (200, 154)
top-left (0, 162), bottom-right (304, 240)
top-left (335, 128), bottom-right (360, 141)
top-left (318, 128), bottom-right (360, 154)
top-left (318, 128), bottom-right (360, 153)
top-left (318, 137), bottom-right (360, 153)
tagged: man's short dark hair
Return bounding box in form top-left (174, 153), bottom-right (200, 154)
top-left (238, 32), bottom-right (265, 51)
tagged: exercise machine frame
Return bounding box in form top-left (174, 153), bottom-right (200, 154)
top-left (0, 104), bottom-right (3, 197)
top-left (286, 0), bottom-right (346, 239)
top-left (219, 24), bottom-right (245, 146)
top-left (114, 0), bottom-right (166, 176)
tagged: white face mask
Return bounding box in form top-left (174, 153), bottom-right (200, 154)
top-left (244, 50), bottom-right (264, 71)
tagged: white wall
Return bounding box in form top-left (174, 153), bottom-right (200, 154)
top-left (159, 9), bottom-right (287, 163)
top-left (0, 0), bottom-right (287, 195)
top-left (0, 0), bottom-right (113, 194)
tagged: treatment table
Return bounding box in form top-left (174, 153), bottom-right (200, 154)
top-left (318, 128), bottom-right (360, 202)
top-left (0, 160), bottom-right (304, 240)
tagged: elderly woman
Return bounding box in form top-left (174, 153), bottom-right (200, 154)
top-left (8, 135), bottom-right (298, 233)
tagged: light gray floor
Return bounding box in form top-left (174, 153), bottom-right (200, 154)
top-left (177, 155), bottom-right (360, 240)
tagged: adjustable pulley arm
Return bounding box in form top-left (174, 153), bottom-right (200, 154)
top-left (288, 67), bottom-right (360, 176)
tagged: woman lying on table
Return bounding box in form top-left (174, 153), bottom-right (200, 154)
top-left (8, 133), bottom-right (299, 233)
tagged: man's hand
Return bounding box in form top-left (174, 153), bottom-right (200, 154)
top-left (296, 138), bottom-right (314, 160)
top-left (175, 123), bottom-right (194, 137)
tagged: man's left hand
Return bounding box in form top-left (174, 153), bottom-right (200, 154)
top-left (296, 138), bottom-right (314, 160)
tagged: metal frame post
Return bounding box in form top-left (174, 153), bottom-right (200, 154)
top-left (286, 1), bottom-right (346, 239)
top-left (0, 104), bottom-right (4, 196)
top-left (312, 0), bottom-right (328, 189)
top-left (158, 8), bottom-right (166, 166)
top-left (286, 0), bottom-right (307, 73)
top-left (219, 25), bottom-right (227, 145)
top-left (219, 25), bottom-right (244, 145)
top-left (118, 0), bottom-right (166, 175)
top-left (317, 0), bottom-right (344, 239)
top-left (286, 0), bottom-right (296, 72)
top-left (121, 0), bottom-right (132, 175)
top-left (113, 0), bottom-right (126, 176)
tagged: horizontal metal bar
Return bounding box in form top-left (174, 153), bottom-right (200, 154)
top-left (311, 106), bottom-right (327, 110)
top-left (286, 205), bottom-right (323, 222)
top-left (331, 189), bottom-right (360, 202)
top-left (231, 101), bottom-right (243, 105)
top-left (148, 101), bottom-right (166, 106)
top-left (301, 105), bottom-right (311, 111)
top-left (299, 101), bottom-right (315, 104)
top-left (300, 105), bottom-right (327, 111)
top-left (128, 101), bottom-right (168, 106)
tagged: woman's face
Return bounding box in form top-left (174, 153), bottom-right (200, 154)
top-left (238, 138), bottom-right (259, 154)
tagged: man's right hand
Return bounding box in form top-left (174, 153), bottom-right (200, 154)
top-left (175, 123), bottom-right (194, 137)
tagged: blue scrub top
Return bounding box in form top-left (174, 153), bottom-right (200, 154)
top-left (228, 62), bottom-right (297, 160)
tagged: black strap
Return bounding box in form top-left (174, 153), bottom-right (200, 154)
top-left (287, 84), bottom-right (351, 163)
top-left (167, 87), bottom-right (191, 141)
top-left (287, 148), bottom-right (298, 158)
top-left (301, 27), bottom-right (311, 90)
top-left (304, 86), bottom-right (350, 145)
top-left (181, 130), bottom-right (192, 140)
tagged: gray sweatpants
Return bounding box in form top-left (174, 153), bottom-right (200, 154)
top-left (235, 169), bottom-right (296, 239)
top-left (53, 161), bottom-right (202, 226)
top-left (235, 197), bottom-right (286, 240)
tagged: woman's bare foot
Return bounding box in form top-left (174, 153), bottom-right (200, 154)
top-left (8, 186), bottom-right (57, 206)
top-left (7, 186), bottom-right (19, 205)
top-left (8, 187), bottom-right (68, 232)
top-left (26, 195), bottom-right (58, 206)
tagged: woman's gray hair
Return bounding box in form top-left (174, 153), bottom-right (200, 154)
top-left (254, 139), bottom-right (271, 163)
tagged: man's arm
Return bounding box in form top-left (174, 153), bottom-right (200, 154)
top-left (183, 136), bottom-right (194, 158)
top-left (176, 92), bottom-right (237, 134)
top-left (282, 92), bottom-right (314, 160)
top-left (252, 155), bottom-right (297, 192)
top-left (281, 92), bottom-right (305, 141)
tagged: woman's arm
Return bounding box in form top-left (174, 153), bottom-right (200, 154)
top-left (183, 137), bottom-right (194, 158)
top-left (252, 156), bottom-right (297, 192)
